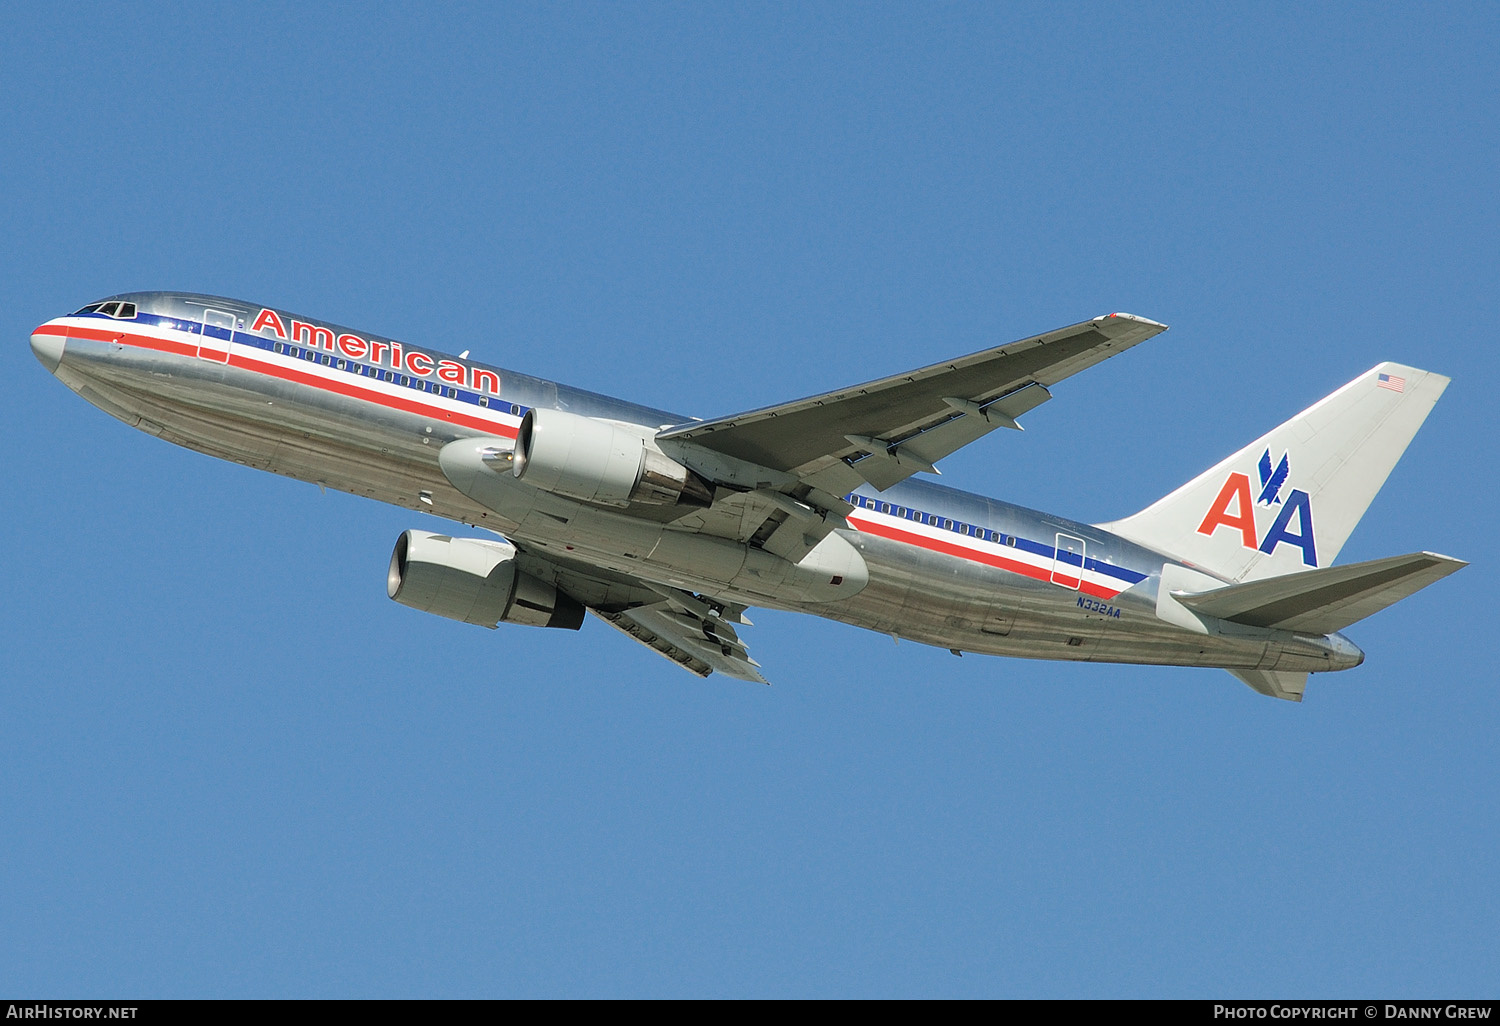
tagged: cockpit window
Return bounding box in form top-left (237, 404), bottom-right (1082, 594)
top-left (75, 301), bottom-right (138, 319)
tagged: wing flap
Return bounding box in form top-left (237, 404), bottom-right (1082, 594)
top-left (511, 547), bottom-right (769, 683)
top-left (1177, 552), bottom-right (1467, 635)
top-left (590, 603), bottom-right (769, 684)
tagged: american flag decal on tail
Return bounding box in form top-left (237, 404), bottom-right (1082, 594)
top-left (1377, 373), bottom-right (1406, 393)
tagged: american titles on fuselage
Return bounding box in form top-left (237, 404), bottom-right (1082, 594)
top-left (248, 307), bottom-right (500, 396)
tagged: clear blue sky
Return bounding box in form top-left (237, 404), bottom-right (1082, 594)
top-left (3, 2), bottom-right (1496, 998)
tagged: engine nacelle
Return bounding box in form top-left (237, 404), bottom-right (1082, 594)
top-left (387, 530), bottom-right (584, 630)
top-left (511, 408), bottom-right (713, 509)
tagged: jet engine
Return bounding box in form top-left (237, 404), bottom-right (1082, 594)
top-left (387, 529), bottom-right (584, 630)
top-left (511, 408), bottom-right (713, 509)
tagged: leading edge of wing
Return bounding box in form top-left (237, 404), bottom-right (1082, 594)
top-left (657, 312), bottom-right (1167, 474)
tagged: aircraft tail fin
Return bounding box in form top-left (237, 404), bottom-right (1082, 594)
top-left (1099, 363), bottom-right (1449, 582)
top-left (1177, 551), bottom-right (1466, 635)
top-left (1228, 669), bottom-right (1308, 703)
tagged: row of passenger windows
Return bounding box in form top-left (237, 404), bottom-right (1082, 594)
top-left (848, 493), bottom-right (1018, 547)
top-left (75, 301), bottom-right (137, 319)
top-left (272, 342), bottom-right (461, 397)
top-left (268, 341), bottom-right (525, 414)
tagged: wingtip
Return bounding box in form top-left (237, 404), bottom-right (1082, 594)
top-left (1419, 551), bottom-right (1469, 569)
top-left (1098, 312), bottom-right (1169, 331)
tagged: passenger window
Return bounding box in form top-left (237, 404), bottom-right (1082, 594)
top-left (511, 404), bottom-right (521, 416)
top-left (1006, 536), bottom-right (1017, 547)
top-left (479, 397), bottom-right (488, 407)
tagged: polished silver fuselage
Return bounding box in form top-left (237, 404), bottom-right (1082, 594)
top-left (34, 292), bottom-right (1362, 677)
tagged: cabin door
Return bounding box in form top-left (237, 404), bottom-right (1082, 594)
top-left (197, 308), bottom-right (237, 363)
top-left (1051, 533), bottom-right (1086, 590)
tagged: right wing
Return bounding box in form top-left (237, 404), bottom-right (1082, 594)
top-left (660, 312), bottom-right (1166, 494)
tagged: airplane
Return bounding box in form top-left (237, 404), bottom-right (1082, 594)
top-left (30, 293), bottom-right (1465, 702)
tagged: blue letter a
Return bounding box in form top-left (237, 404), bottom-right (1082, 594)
top-left (1258, 488), bottom-right (1317, 566)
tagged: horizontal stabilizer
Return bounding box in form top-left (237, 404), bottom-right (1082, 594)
top-left (1228, 669), bottom-right (1308, 702)
top-left (1178, 551), bottom-right (1466, 635)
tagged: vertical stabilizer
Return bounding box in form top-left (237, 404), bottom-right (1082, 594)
top-left (1099, 364), bottom-right (1448, 582)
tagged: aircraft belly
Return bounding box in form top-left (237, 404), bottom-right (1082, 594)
top-left (823, 531), bottom-right (1305, 671)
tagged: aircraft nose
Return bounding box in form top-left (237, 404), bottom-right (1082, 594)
top-left (30, 326), bottom-right (65, 373)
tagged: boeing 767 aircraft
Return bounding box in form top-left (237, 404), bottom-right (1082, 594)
top-left (30, 294), bottom-right (1463, 701)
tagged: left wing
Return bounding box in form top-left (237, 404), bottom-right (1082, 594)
top-left (660, 312), bottom-right (1166, 494)
top-left (592, 603), bottom-right (768, 684)
top-left (514, 548), bottom-right (769, 683)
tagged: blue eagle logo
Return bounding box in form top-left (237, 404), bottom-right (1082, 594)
top-left (1256, 449), bottom-right (1290, 506)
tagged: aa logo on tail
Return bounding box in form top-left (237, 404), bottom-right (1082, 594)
top-left (1197, 449), bottom-right (1318, 566)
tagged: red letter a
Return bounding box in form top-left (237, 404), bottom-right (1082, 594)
top-left (250, 308), bottom-right (287, 338)
top-left (1196, 473), bottom-right (1257, 549)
